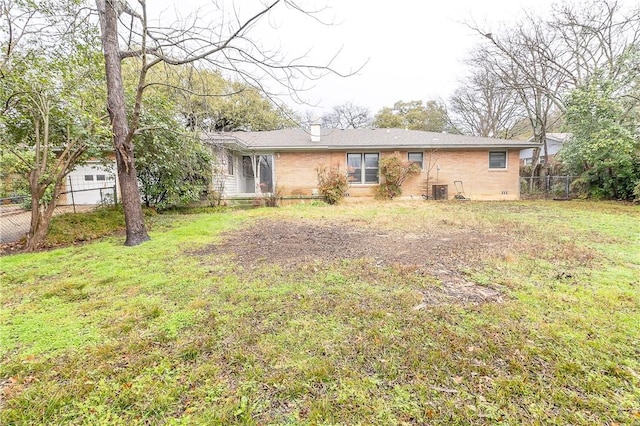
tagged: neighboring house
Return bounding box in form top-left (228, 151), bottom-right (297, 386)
top-left (520, 133), bottom-right (571, 166)
top-left (205, 125), bottom-right (538, 201)
top-left (61, 159), bottom-right (118, 205)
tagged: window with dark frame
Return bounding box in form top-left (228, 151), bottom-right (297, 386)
top-left (408, 152), bottom-right (424, 169)
top-left (96, 175), bottom-right (106, 181)
top-left (489, 151), bottom-right (507, 169)
top-left (84, 175), bottom-right (94, 181)
top-left (347, 153), bottom-right (379, 184)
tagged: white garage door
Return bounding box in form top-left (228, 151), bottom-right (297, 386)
top-left (66, 162), bottom-right (117, 205)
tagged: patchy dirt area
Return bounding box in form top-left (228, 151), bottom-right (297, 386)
top-left (200, 219), bottom-right (512, 306)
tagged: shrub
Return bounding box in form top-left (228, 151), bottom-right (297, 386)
top-left (560, 77), bottom-right (640, 200)
top-left (569, 177), bottom-right (590, 199)
top-left (264, 185), bottom-right (284, 207)
top-left (316, 164), bottom-right (349, 204)
top-left (375, 153), bottom-right (421, 199)
top-left (136, 116), bottom-right (212, 209)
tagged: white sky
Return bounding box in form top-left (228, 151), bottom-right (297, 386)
top-left (272, 0), bottom-right (557, 114)
top-left (150, 0), bottom-right (560, 115)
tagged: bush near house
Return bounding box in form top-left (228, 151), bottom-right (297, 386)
top-left (375, 153), bottom-right (421, 199)
top-left (316, 164), bottom-right (350, 204)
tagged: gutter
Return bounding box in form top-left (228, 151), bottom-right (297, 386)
top-left (204, 135), bottom-right (249, 151)
top-left (242, 144), bottom-right (542, 152)
top-left (205, 132), bottom-right (541, 151)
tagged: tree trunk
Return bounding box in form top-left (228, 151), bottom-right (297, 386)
top-left (26, 178), bottom-right (44, 251)
top-left (26, 212), bottom-right (50, 252)
top-left (528, 122), bottom-right (547, 191)
top-left (25, 176), bottom-right (62, 251)
top-left (98, 0), bottom-right (149, 246)
top-left (116, 148), bottom-right (150, 246)
top-left (25, 196), bottom-right (57, 251)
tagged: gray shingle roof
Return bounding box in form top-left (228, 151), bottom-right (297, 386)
top-left (526, 133), bottom-right (571, 143)
top-left (205, 128), bottom-right (540, 151)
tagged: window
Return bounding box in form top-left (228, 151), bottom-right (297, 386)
top-left (242, 155), bottom-right (273, 193)
top-left (256, 155), bottom-right (273, 193)
top-left (347, 153), bottom-right (379, 184)
top-left (242, 156), bottom-right (253, 177)
top-left (84, 175), bottom-right (94, 181)
top-left (408, 152), bottom-right (424, 169)
top-left (227, 153), bottom-right (234, 175)
top-left (489, 151), bottom-right (507, 169)
top-left (96, 175), bottom-right (106, 181)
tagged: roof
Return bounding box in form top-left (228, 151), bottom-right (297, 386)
top-left (205, 128), bottom-right (541, 151)
top-left (526, 133), bottom-right (572, 143)
top-left (547, 133), bottom-right (571, 141)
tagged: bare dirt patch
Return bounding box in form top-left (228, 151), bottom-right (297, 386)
top-left (200, 219), bottom-right (512, 306)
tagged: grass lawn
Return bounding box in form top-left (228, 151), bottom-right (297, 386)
top-left (1, 200), bottom-right (639, 425)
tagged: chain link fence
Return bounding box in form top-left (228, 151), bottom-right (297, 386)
top-left (0, 179), bottom-right (117, 244)
top-left (60, 174), bottom-right (117, 209)
top-left (520, 175), bottom-right (580, 200)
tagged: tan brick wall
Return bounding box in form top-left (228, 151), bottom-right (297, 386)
top-left (275, 149), bottom-right (521, 201)
top-left (401, 149), bottom-right (521, 201)
top-left (275, 151), bottom-right (343, 196)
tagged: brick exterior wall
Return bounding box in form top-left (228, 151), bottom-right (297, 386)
top-left (275, 149), bottom-right (521, 201)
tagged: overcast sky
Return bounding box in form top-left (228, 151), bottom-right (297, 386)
top-left (150, 0), bottom-right (561, 115)
top-left (270, 0), bottom-right (557, 114)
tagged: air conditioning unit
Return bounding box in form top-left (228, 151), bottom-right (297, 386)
top-left (432, 185), bottom-right (448, 200)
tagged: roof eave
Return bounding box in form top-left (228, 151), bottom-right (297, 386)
top-left (246, 143), bottom-right (542, 151)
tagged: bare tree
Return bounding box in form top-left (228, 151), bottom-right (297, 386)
top-left (449, 62), bottom-right (524, 138)
top-left (297, 109), bottom-right (317, 129)
top-left (465, 0), bottom-right (639, 172)
top-left (422, 149), bottom-right (439, 199)
top-left (468, 15), bottom-right (566, 171)
top-left (548, 0), bottom-right (640, 88)
top-left (95, 0), bottom-right (357, 246)
top-left (322, 102), bottom-right (372, 128)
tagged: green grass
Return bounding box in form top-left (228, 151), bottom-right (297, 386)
top-left (43, 205), bottom-right (203, 247)
top-left (1, 201), bottom-right (639, 425)
top-left (43, 206), bottom-right (127, 246)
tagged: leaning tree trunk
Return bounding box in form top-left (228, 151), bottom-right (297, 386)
top-left (98, 0), bottom-right (149, 246)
